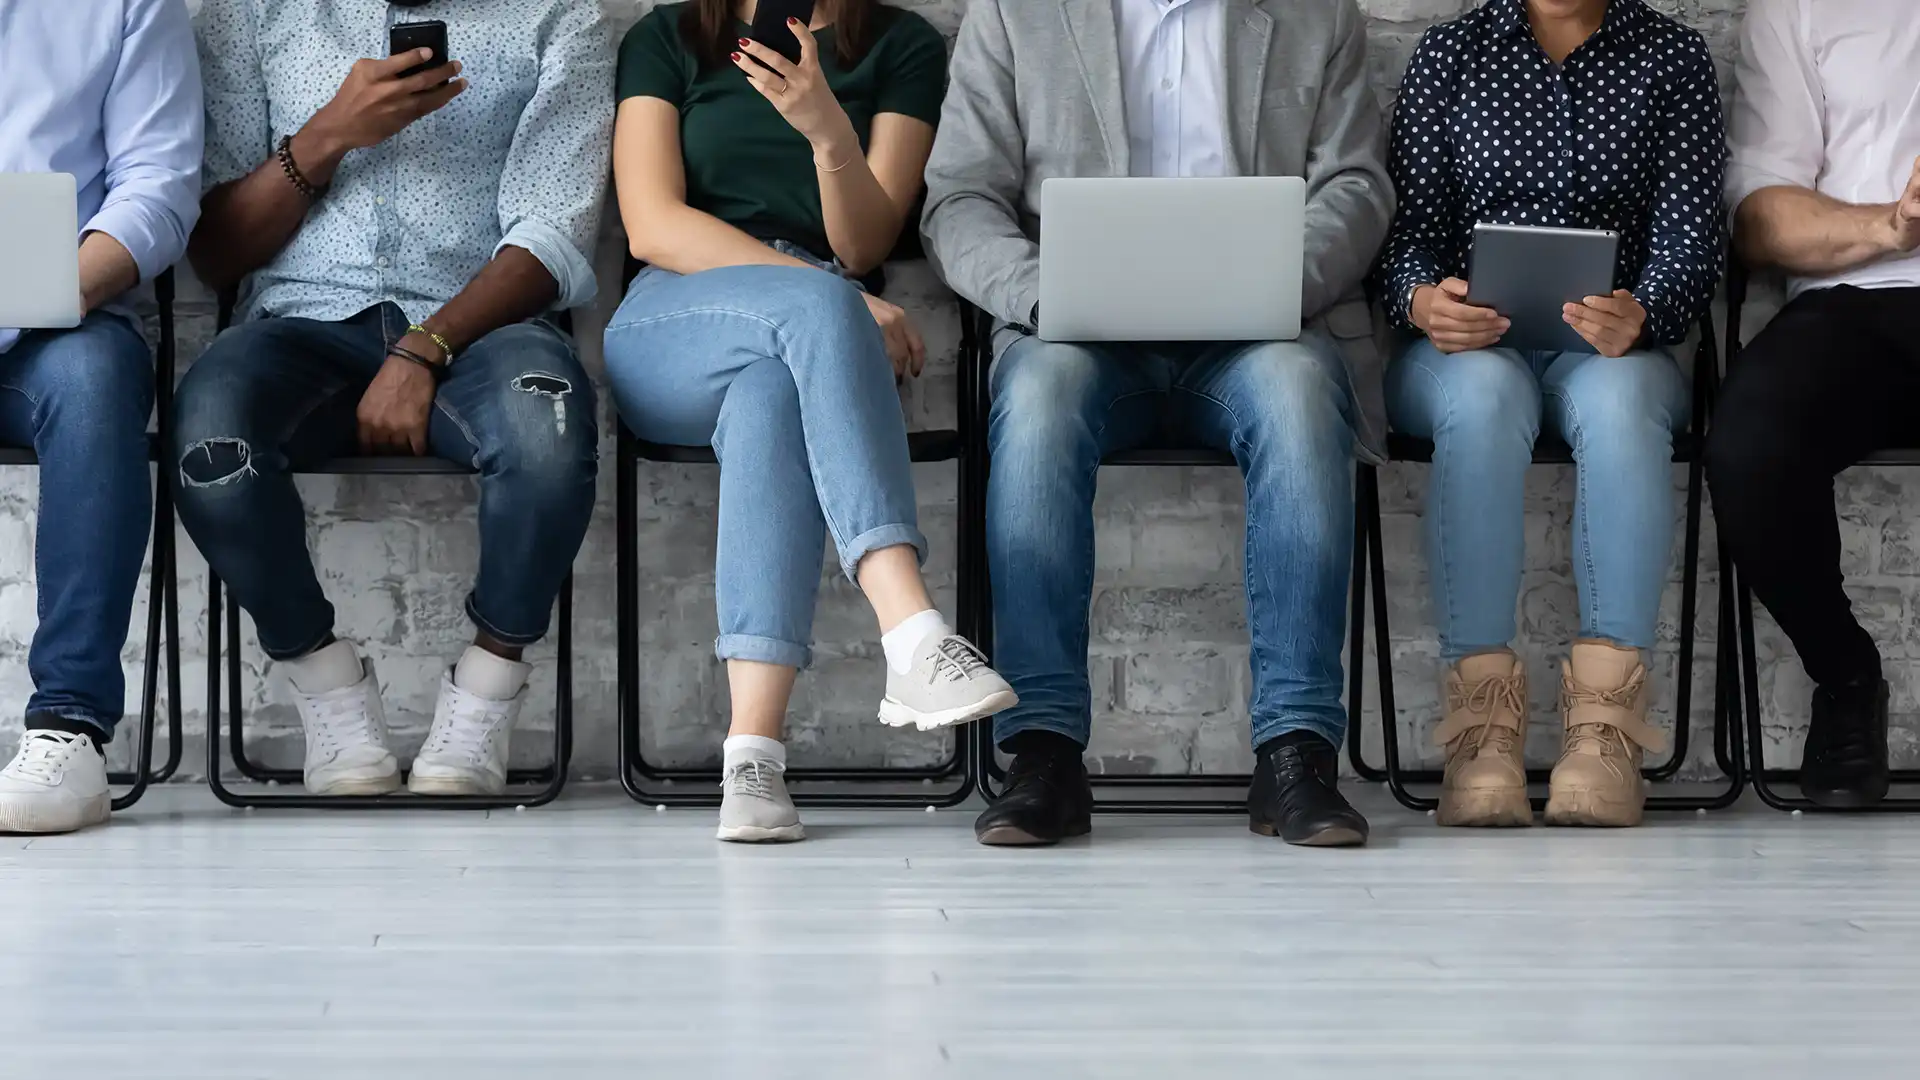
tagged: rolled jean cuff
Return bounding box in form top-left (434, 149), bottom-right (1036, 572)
top-left (715, 633), bottom-right (812, 670)
top-left (465, 593), bottom-right (551, 648)
top-left (1250, 714), bottom-right (1347, 753)
top-left (836, 523), bottom-right (927, 582)
top-left (259, 623), bottom-right (340, 664)
top-left (26, 709), bottom-right (116, 740)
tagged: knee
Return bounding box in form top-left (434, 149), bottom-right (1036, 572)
top-left (989, 342), bottom-right (1108, 465)
top-left (1555, 353), bottom-right (1683, 452)
top-left (488, 350), bottom-right (599, 496)
top-left (1413, 348), bottom-right (1540, 439)
top-left (1226, 340), bottom-right (1354, 440)
top-left (32, 321), bottom-right (154, 436)
top-left (170, 326), bottom-right (283, 494)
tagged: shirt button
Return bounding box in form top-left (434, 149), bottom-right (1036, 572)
top-left (376, 256), bottom-right (389, 268)
top-left (1162, 78), bottom-right (1173, 91)
top-left (375, 195), bottom-right (386, 206)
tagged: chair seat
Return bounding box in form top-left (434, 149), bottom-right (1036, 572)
top-left (303, 457), bottom-right (477, 475)
top-left (1102, 448), bottom-right (1236, 467)
top-left (0, 432), bottom-right (169, 467)
top-left (1385, 432), bottom-right (1703, 466)
top-left (634, 429), bottom-right (963, 464)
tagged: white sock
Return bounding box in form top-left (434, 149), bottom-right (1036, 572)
top-left (282, 639), bottom-right (364, 695)
top-left (452, 645), bottom-right (532, 701)
top-left (723, 734), bottom-right (786, 771)
top-left (881, 609), bottom-right (950, 675)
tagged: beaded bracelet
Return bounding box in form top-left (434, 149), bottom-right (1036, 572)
top-left (276, 135), bottom-right (326, 201)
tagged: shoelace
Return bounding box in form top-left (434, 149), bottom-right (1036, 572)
top-left (723, 758), bottom-right (781, 799)
top-left (304, 691), bottom-right (383, 758)
top-left (1437, 675), bottom-right (1528, 759)
top-left (1561, 667), bottom-right (1667, 755)
top-left (420, 701), bottom-right (511, 765)
top-left (5, 731), bottom-right (89, 784)
top-left (932, 638), bottom-right (989, 682)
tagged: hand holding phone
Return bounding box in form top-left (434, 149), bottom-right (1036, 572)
top-left (745, 0), bottom-right (816, 64)
top-left (305, 48), bottom-right (466, 159)
top-left (390, 20), bottom-right (450, 80)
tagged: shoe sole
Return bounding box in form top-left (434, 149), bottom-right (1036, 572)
top-left (307, 772), bottom-right (403, 796)
top-left (716, 823), bottom-right (806, 843)
top-left (975, 820), bottom-right (1091, 847)
top-left (1800, 783), bottom-right (1892, 809)
top-left (1248, 821), bottom-right (1368, 847)
top-left (879, 689), bottom-right (1019, 732)
top-left (1437, 788), bottom-right (1534, 827)
top-left (1543, 789), bottom-right (1643, 827)
top-left (407, 774), bottom-right (506, 797)
top-left (0, 792), bottom-right (109, 835)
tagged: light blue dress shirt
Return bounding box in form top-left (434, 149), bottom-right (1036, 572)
top-left (0, 0), bottom-right (204, 353)
top-left (194, 0), bottom-right (615, 326)
top-left (1112, 0), bottom-right (1229, 179)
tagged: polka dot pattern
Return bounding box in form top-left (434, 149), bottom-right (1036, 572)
top-left (1373, 0), bottom-right (1727, 345)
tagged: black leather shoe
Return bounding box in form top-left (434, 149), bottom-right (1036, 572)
top-left (1248, 732), bottom-right (1368, 847)
top-left (975, 733), bottom-right (1092, 846)
top-left (1801, 679), bottom-right (1891, 808)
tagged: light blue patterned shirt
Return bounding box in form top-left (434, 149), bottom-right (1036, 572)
top-left (193, 0), bottom-right (615, 325)
top-left (0, 0), bottom-right (203, 353)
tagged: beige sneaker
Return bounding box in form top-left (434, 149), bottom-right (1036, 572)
top-left (1544, 641), bottom-right (1669, 827)
top-left (1435, 651), bottom-right (1532, 827)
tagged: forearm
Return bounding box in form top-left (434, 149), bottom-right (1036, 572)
top-left (188, 124), bottom-right (348, 291)
top-left (626, 202), bottom-right (818, 277)
top-left (420, 246), bottom-right (560, 354)
top-left (1735, 186), bottom-right (1904, 275)
top-left (816, 136), bottom-right (905, 276)
top-left (77, 232), bottom-right (141, 316)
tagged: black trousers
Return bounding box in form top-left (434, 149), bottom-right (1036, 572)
top-left (1706, 285), bottom-right (1920, 687)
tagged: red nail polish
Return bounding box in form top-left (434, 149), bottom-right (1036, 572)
top-left (739, 37), bottom-right (750, 46)
top-left (730, 51), bottom-right (741, 61)
top-left (787, 17), bottom-right (799, 24)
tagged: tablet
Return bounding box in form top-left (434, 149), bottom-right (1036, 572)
top-left (1466, 223), bottom-right (1619, 354)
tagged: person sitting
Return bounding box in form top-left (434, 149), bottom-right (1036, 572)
top-left (923, 0), bottom-right (1394, 847)
top-left (0, 0), bottom-right (202, 833)
top-left (1706, 0), bottom-right (1920, 808)
top-left (173, 0), bottom-right (613, 797)
top-left (601, 0), bottom-right (1015, 843)
top-left (1373, 0), bottom-right (1725, 828)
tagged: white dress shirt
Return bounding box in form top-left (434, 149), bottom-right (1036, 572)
top-left (1112, 0), bottom-right (1230, 178)
top-left (1727, 0), bottom-right (1920, 296)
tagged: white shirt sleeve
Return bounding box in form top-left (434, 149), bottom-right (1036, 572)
top-left (1726, 0), bottom-right (1824, 217)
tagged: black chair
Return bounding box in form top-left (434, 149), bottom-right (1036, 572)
top-left (958, 303), bottom-right (1378, 814)
top-left (614, 260), bottom-right (976, 809)
top-left (1725, 260), bottom-right (1920, 812)
top-left (1352, 314), bottom-right (1747, 813)
top-left (201, 295), bottom-right (572, 810)
top-left (0, 270), bottom-right (185, 812)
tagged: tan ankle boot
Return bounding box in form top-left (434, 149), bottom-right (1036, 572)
top-left (1544, 641), bottom-right (1669, 827)
top-left (1435, 652), bottom-right (1532, 827)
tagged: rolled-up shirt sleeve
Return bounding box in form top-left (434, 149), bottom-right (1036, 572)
top-left (1726, 0), bottom-right (1822, 217)
top-left (85, 0), bottom-right (204, 283)
top-left (494, 0), bottom-right (615, 309)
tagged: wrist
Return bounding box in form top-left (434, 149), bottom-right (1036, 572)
top-left (810, 125), bottom-right (860, 171)
top-left (290, 121), bottom-right (350, 186)
top-left (400, 329), bottom-right (452, 366)
top-left (1408, 283), bottom-right (1435, 327)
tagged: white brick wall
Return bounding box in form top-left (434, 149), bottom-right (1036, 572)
top-left (12, 0), bottom-right (1855, 785)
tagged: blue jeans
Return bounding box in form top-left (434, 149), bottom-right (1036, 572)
top-left (171, 303), bottom-right (597, 659)
top-left (988, 332), bottom-right (1357, 751)
top-left (1384, 338), bottom-right (1689, 660)
top-left (1, 314), bottom-right (154, 736)
top-left (602, 257), bottom-right (924, 670)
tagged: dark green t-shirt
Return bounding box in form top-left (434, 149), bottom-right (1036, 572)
top-left (617, 3), bottom-right (947, 260)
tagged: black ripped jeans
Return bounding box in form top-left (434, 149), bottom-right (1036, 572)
top-left (1706, 285), bottom-right (1920, 688)
top-left (170, 302), bottom-right (598, 659)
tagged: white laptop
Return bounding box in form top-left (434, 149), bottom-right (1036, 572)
top-left (0, 173), bottom-right (83, 330)
top-left (1038, 176), bottom-right (1306, 343)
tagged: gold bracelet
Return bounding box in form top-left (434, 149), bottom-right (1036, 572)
top-left (407, 324), bottom-right (455, 364)
top-left (815, 153), bottom-right (855, 174)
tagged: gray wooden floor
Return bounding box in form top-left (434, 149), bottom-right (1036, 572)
top-left (3, 786), bottom-right (1917, 1079)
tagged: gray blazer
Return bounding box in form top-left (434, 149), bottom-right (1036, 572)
top-left (921, 0), bottom-right (1395, 461)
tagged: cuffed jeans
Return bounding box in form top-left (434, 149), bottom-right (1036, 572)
top-left (988, 332), bottom-right (1357, 751)
top-left (1384, 338), bottom-right (1689, 661)
top-left (602, 254), bottom-right (925, 671)
top-left (2, 313), bottom-right (155, 737)
top-left (170, 302), bottom-right (597, 659)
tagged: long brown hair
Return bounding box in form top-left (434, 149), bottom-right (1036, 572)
top-left (684, 0), bottom-right (876, 70)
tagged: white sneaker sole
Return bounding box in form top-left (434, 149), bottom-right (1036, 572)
top-left (716, 822), bottom-right (806, 843)
top-left (0, 792), bottom-right (109, 834)
top-left (878, 689), bottom-right (1018, 732)
top-left (306, 770), bottom-right (403, 797)
top-left (407, 772), bottom-right (507, 797)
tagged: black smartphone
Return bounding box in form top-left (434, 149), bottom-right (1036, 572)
top-left (746, 0), bottom-right (816, 65)
top-left (389, 20), bottom-right (449, 80)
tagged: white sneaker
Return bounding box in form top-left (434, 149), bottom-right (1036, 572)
top-left (879, 634), bottom-right (1018, 731)
top-left (294, 661), bottom-right (402, 796)
top-left (408, 673), bottom-right (523, 796)
top-left (0, 731), bottom-right (110, 834)
top-left (717, 757), bottom-right (804, 843)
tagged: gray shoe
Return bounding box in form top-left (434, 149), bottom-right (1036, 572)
top-left (716, 757), bottom-right (804, 843)
top-left (879, 634), bottom-right (1017, 732)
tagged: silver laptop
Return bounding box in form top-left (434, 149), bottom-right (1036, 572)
top-left (1038, 176), bottom-right (1306, 342)
top-left (0, 173), bottom-right (83, 330)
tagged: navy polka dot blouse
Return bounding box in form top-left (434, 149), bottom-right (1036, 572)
top-left (1374, 0), bottom-right (1727, 346)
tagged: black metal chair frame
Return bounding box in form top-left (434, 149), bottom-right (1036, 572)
top-left (0, 270), bottom-right (185, 812)
top-left (1352, 314), bottom-right (1747, 813)
top-left (1724, 261), bottom-right (1920, 812)
top-left (614, 262), bottom-right (975, 809)
top-left (959, 304), bottom-right (1383, 814)
top-left (202, 299), bottom-right (573, 810)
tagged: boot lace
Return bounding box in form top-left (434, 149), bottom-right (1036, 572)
top-left (1561, 667), bottom-right (1667, 754)
top-left (1436, 674), bottom-right (1527, 758)
top-left (6, 731), bottom-right (89, 784)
